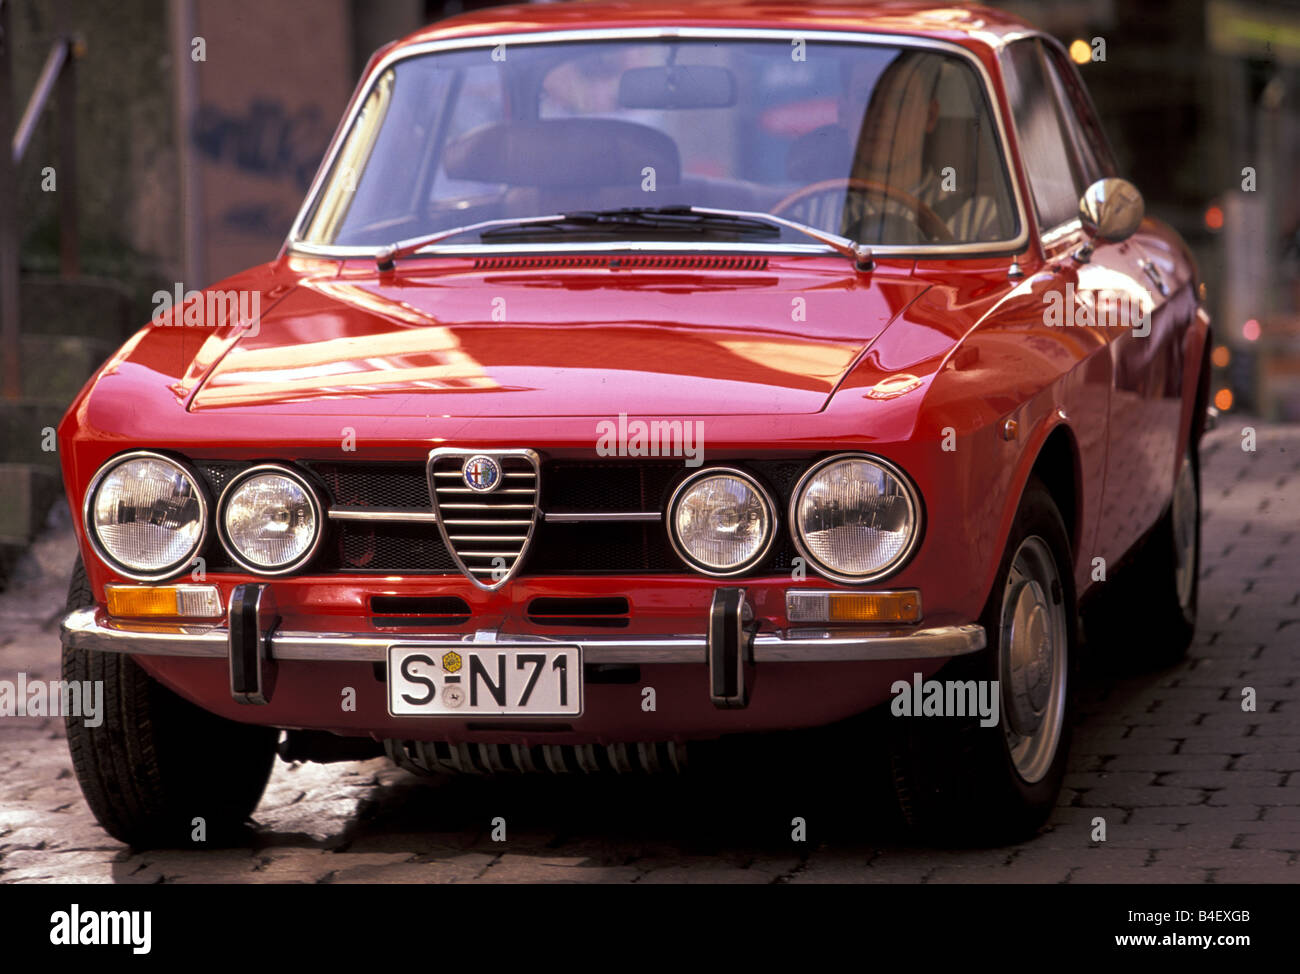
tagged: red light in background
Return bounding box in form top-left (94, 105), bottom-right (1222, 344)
top-left (1214, 388), bottom-right (1234, 411)
top-left (1243, 319), bottom-right (1261, 342)
top-left (1211, 346), bottom-right (1230, 368)
top-left (1204, 205), bottom-right (1224, 231)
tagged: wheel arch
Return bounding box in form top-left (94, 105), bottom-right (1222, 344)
top-left (1027, 423), bottom-right (1083, 560)
top-left (976, 414), bottom-right (1085, 617)
top-left (1188, 314), bottom-right (1214, 452)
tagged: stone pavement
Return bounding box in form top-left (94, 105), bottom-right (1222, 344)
top-left (1, 424), bottom-right (1296, 883)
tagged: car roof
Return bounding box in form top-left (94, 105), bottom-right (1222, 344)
top-left (389, 1), bottom-right (1037, 54)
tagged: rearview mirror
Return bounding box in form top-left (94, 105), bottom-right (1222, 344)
top-left (618, 65), bottom-right (737, 110)
top-left (1078, 177), bottom-right (1144, 243)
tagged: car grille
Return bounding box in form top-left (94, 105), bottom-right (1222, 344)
top-left (194, 457), bottom-right (803, 577)
top-left (337, 521), bottom-right (459, 573)
top-left (312, 462), bottom-right (431, 511)
top-left (429, 451), bottom-right (539, 587)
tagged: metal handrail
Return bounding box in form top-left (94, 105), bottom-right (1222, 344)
top-left (1, 0), bottom-right (83, 399)
top-left (11, 34), bottom-right (81, 164)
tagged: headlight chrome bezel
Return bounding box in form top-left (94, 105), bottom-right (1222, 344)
top-left (789, 453), bottom-right (923, 584)
top-left (83, 450), bottom-right (210, 582)
top-left (216, 463), bottom-right (324, 576)
top-left (667, 466), bottom-right (778, 577)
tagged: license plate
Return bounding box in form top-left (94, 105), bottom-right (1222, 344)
top-left (387, 644), bottom-right (582, 717)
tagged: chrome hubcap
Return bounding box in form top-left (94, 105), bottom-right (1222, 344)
top-left (1172, 455), bottom-right (1198, 619)
top-left (999, 536), bottom-right (1068, 784)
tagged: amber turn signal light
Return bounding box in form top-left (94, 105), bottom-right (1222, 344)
top-left (106, 584), bottom-right (223, 619)
top-left (786, 589), bottom-right (921, 624)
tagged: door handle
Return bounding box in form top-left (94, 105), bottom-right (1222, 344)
top-left (1139, 258), bottom-right (1170, 297)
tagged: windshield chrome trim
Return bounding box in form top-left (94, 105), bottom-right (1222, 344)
top-left (285, 26), bottom-right (1030, 261)
top-left (292, 239), bottom-right (842, 259)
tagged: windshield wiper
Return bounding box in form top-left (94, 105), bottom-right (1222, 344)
top-left (375, 210), bottom-right (769, 269)
top-left (479, 207), bottom-right (875, 269)
top-left (375, 205), bottom-right (873, 271)
top-left (682, 206), bottom-right (875, 270)
top-left (478, 207), bottom-right (781, 241)
top-left (376, 214), bottom-right (570, 270)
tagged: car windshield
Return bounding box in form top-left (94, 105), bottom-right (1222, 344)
top-left (299, 37), bottom-right (1020, 250)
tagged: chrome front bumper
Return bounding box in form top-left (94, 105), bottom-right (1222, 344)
top-left (60, 606), bottom-right (986, 664)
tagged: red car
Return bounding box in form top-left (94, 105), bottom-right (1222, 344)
top-left (57, 1), bottom-right (1210, 845)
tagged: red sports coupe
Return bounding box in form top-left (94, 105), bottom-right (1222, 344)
top-left (57, 1), bottom-right (1210, 845)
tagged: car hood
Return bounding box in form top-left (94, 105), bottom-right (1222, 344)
top-left (187, 262), bottom-right (929, 417)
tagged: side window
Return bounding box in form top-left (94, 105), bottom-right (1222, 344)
top-left (1042, 45), bottom-right (1118, 183)
top-left (1002, 39), bottom-right (1082, 233)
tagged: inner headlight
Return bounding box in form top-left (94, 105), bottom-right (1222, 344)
top-left (87, 452), bottom-right (207, 579)
top-left (219, 466), bottom-right (322, 574)
top-left (791, 454), bottom-right (921, 582)
top-left (668, 468), bottom-right (776, 575)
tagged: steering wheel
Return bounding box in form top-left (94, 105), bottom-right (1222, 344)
top-left (772, 177), bottom-right (955, 243)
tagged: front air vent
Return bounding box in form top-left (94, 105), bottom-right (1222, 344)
top-left (611, 255), bottom-right (769, 271)
top-left (428, 449), bottom-right (541, 590)
top-left (370, 595), bottom-right (471, 628)
top-left (527, 596), bottom-right (630, 628)
top-left (472, 255), bottom-right (769, 273)
top-left (474, 255), bottom-right (609, 271)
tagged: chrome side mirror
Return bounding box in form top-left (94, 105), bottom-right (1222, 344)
top-left (1079, 177), bottom-right (1144, 243)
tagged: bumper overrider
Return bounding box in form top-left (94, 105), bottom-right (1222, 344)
top-left (61, 585), bottom-right (986, 710)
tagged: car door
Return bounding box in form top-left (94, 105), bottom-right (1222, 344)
top-left (1000, 37), bottom-right (1115, 581)
top-left (1041, 40), bottom-right (1188, 559)
top-left (1005, 37), bottom-right (1169, 570)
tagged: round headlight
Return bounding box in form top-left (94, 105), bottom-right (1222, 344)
top-left (86, 452), bottom-right (208, 580)
top-left (791, 454), bottom-right (921, 582)
top-left (668, 468), bottom-right (776, 576)
top-left (218, 465), bottom-right (322, 574)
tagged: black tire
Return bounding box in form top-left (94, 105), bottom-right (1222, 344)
top-left (889, 477), bottom-right (1077, 844)
top-left (62, 557), bottom-right (279, 848)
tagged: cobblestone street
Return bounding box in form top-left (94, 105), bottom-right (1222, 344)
top-left (1, 424), bottom-right (1297, 884)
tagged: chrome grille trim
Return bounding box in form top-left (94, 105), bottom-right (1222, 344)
top-left (440, 518), bottom-right (534, 526)
top-left (432, 470), bottom-right (536, 479)
top-left (328, 507), bottom-right (439, 523)
top-left (427, 448), bottom-right (541, 590)
top-left (437, 502), bottom-right (536, 509)
top-left (544, 511), bottom-right (662, 523)
top-left (437, 487), bottom-right (537, 495)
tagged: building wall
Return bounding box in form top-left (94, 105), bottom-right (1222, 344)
top-left (186, 0), bottom-right (352, 284)
top-left (12, 0), bottom-right (177, 301)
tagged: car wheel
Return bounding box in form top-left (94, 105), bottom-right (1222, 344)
top-left (888, 477), bottom-right (1076, 843)
top-left (62, 557), bottom-right (280, 848)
